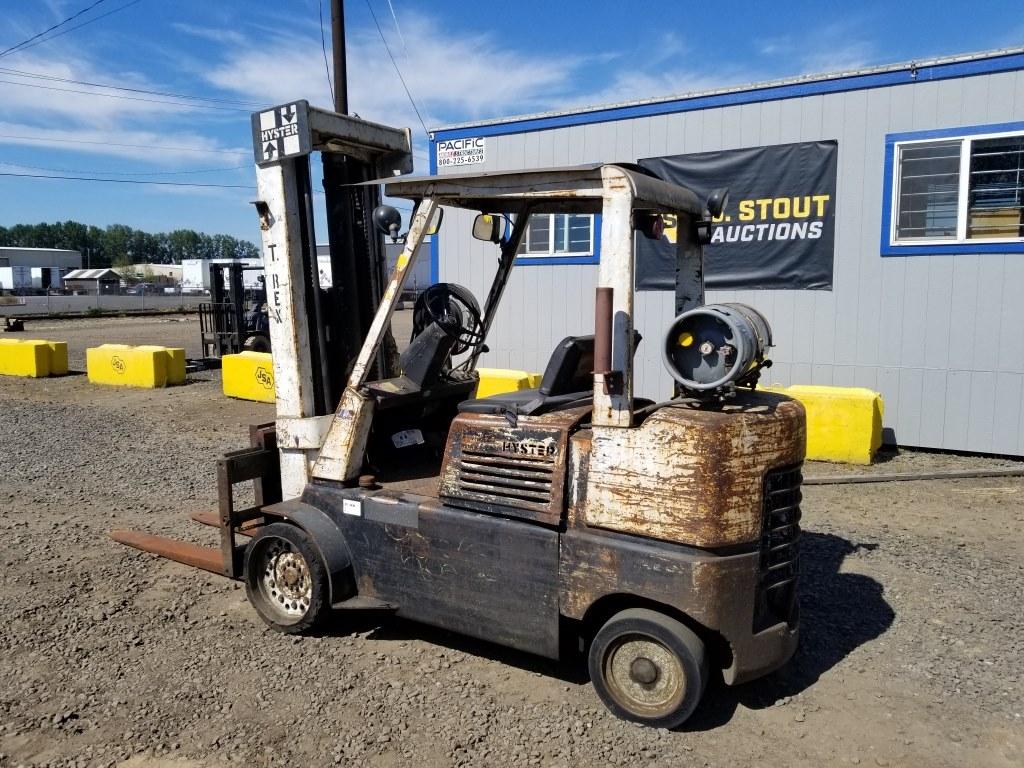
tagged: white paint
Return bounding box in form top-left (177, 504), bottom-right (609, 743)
top-left (436, 137), bottom-right (485, 167)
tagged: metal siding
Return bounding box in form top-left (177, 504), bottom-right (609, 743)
top-left (434, 68), bottom-right (1024, 453)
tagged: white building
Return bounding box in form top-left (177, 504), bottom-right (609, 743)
top-left (0, 247), bottom-right (81, 292)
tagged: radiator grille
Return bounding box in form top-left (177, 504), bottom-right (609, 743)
top-left (456, 449), bottom-right (555, 514)
top-left (754, 464), bottom-right (802, 632)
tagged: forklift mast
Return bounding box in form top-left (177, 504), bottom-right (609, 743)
top-left (249, 100), bottom-right (413, 498)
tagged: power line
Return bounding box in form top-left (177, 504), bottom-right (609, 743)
top-left (0, 65), bottom-right (266, 107)
top-left (0, 171), bottom-right (254, 190)
top-left (2, 0), bottom-right (145, 58)
top-left (319, 0), bottom-right (335, 106)
top-left (363, 0), bottom-right (428, 138)
top-left (0, 133), bottom-right (250, 156)
top-left (0, 78), bottom-right (252, 112)
top-left (0, 0), bottom-right (109, 58)
top-left (0, 161), bottom-right (248, 176)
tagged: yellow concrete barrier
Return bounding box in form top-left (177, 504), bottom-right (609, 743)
top-left (0, 338), bottom-right (68, 377)
top-left (222, 351), bottom-right (275, 403)
top-left (86, 344), bottom-right (186, 388)
top-left (475, 368), bottom-right (543, 398)
top-left (760, 384), bottom-right (884, 464)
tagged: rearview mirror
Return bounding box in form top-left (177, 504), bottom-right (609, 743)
top-left (426, 206), bottom-right (444, 236)
top-left (706, 188), bottom-right (729, 219)
top-left (372, 205), bottom-right (402, 241)
top-left (472, 213), bottom-right (504, 243)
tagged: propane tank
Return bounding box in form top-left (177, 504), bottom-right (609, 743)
top-left (662, 303), bottom-right (772, 393)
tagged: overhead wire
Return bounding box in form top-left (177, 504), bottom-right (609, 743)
top-left (1, 0), bottom-right (145, 58)
top-left (0, 161), bottom-right (249, 177)
top-left (0, 133), bottom-right (250, 156)
top-left (0, 0), bottom-right (109, 58)
top-left (0, 65), bottom-right (266, 107)
top-left (363, 0), bottom-right (429, 138)
top-left (0, 78), bottom-right (253, 112)
top-left (319, 0), bottom-right (335, 106)
top-left (0, 171), bottom-right (254, 190)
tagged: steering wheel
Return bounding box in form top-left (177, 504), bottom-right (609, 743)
top-left (413, 283), bottom-right (484, 356)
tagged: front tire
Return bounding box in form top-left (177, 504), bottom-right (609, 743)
top-left (588, 608), bottom-right (708, 729)
top-left (244, 523), bottom-right (329, 634)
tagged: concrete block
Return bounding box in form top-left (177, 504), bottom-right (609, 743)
top-left (86, 344), bottom-right (186, 388)
top-left (0, 339), bottom-right (51, 377)
top-left (760, 384), bottom-right (884, 464)
top-left (475, 368), bottom-right (543, 398)
top-left (222, 351), bottom-right (275, 403)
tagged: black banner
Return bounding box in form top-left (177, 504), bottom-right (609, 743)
top-left (637, 140), bottom-right (837, 291)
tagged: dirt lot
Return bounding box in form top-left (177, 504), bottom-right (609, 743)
top-left (1, 315), bottom-right (1022, 767)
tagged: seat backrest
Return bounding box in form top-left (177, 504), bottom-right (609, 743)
top-left (538, 331), bottom-right (642, 397)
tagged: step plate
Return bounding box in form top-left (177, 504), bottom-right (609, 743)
top-left (110, 530), bottom-right (227, 576)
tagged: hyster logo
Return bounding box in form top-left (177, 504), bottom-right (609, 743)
top-left (255, 366), bottom-right (273, 390)
top-left (500, 439), bottom-right (556, 457)
top-left (111, 356), bottom-right (126, 374)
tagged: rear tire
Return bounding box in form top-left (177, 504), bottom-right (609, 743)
top-left (588, 608), bottom-right (708, 729)
top-left (244, 523), bottom-right (329, 634)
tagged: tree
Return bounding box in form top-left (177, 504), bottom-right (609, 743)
top-left (0, 221), bottom-right (260, 266)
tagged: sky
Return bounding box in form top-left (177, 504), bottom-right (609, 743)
top-left (0, 0), bottom-right (1022, 246)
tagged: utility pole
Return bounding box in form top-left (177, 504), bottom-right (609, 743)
top-left (321, 0), bottom-right (395, 388)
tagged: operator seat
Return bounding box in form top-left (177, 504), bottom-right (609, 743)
top-left (458, 332), bottom-right (641, 417)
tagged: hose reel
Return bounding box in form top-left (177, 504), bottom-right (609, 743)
top-left (662, 303), bottom-right (773, 395)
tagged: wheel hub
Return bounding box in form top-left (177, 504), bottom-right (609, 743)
top-left (606, 636), bottom-right (685, 716)
top-left (257, 540), bottom-right (311, 619)
top-left (630, 657), bottom-right (659, 685)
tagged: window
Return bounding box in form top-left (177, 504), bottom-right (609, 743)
top-left (889, 127), bottom-right (1024, 249)
top-left (517, 213), bottom-right (595, 259)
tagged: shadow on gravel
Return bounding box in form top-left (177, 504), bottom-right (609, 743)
top-left (312, 530), bottom-right (894, 730)
top-left (687, 531), bottom-right (895, 730)
top-left (319, 610), bottom-right (591, 684)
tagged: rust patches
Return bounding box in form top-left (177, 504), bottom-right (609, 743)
top-left (582, 390), bottom-right (805, 549)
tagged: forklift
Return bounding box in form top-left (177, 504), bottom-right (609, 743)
top-left (197, 262), bottom-right (271, 359)
top-left (112, 100), bottom-right (805, 728)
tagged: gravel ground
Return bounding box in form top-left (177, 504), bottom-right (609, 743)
top-left (1, 317), bottom-right (1022, 767)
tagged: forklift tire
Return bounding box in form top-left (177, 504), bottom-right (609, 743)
top-left (588, 608), bottom-right (708, 729)
top-left (244, 523), bottom-right (330, 634)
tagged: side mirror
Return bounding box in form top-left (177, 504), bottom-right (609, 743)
top-left (426, 206), bottom-right (444, 236)
top-left (472, 213), bottom-right (504, 243)
top-left (706, 188), bottom-right (729, 219)
top-left (372, 205), bottom-right (403, 241)
top-left (635, 212), bottom-right (665, 240)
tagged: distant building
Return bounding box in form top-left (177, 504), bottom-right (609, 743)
top-left (315, 242), bottom-right (429, 293)
top-left (63, 268), bottom-right (121, 295)
top-left (0, 247), bottom-right (81, 292)
top-left (180, 258), bottom-right (263, 293)
top-left (126, 263), bottom-right (183, 287)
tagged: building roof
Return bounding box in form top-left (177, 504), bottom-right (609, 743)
top-left (433, 46), bottom-right (1024, 136)
top-left (0, 246), bottom-right (81, 254)
top-left (64, 268), bottom-right (120, 280)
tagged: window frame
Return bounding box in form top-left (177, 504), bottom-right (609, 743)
top-left (514, 213), bottom-right (600, 266)
top-left (881, 120), bottom-right (1024, 256)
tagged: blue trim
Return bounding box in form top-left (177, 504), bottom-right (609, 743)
top-left (433, 52), bottom-right (1024, 142)
top-left (513, 213), bottom-right (602, 267)
top-left (428, 136), bottom-right (440, 283)
top-left (881, 120), bottom-right (1024, 257)
top-left (514, 254), bottom-right (599, 266)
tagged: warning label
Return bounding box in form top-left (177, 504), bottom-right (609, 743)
top-left (436, 137), bottom-right (485, 168)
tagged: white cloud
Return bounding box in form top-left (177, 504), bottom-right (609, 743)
top-left (202, 14), bottom-right (581, 133)
top-left (171, 22), bottom-right (246, 47)
top-left (0, 51), bottom-right (212, 128)
top-left (0, 120), bottom-right (249, 164)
